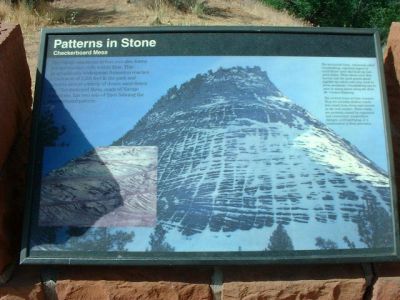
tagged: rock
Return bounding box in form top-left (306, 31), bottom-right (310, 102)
top-left (55, 267), bottom-right (212, 300)
top-left (223, 280), bottom-right (365, 300)
top-left (56, 280), bottom-right (211, 300)
top-left (0, 267), bottom-right (44, 300)
top-left (0, 23), bottom-right (32, 274)
top-left (114, 66), bottom-right (391, 251)
top-left (372, 263), bottom-right (400, 300)
top-left (385, 22), bottom-right (400, 87)
top-left (39, 146), bottom-right (157, 227)
top-left (372, 21), bottom-right (400, 300)
top-left (384, 22), bottom-right (400, 191)
top-left (222, 265), bottom-right (366, 300)
top-left (0, 23), bottom-right (31, 168)
top-left (372, 277), bottom-right (400, 300)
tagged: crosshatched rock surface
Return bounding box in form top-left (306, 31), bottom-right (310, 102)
top-left (115, 65), bottom-right (391, 251)
top-left (39, 146), bottom-right (157, 227)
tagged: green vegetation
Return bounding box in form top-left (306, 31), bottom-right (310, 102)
top-left (356, 198), bottom-right (393, 248)
top-left (145, 0), bottom-right (207, 15)
top-left (343, 236), bottom-right (356, 249)
top-left (7, 0), bottom-right (39, 9)
top-left (35, 227), bottom-right (135, 251)
top-left (261, 0), bottom-right (400, 41)
top-left (39, 110), bottom-right (66, 147)
top-left (167, 0), bottom-right (197, 11)
top-left (67, 228), bottom-right (135, 251)
top-left (315, 237), bottom-right (338, 250)
top-left (267, 223), bottom-right (294, 251)
top-left (148, 223), bottom-right (175, 252)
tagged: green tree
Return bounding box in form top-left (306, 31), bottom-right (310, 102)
top-left (39, 110), bottom-right (66, 147)
top-left (315, 237), bottom-right (338, 250)
top-left (261, 0), bottom-right (400, 42)
top-left (356, 200), bottom-right (393, 248)
top-left (267, 223), bottom-right (294, 251)
top-left (343, 236), bottom-right (356, 249)
top-left (34, 227), bottom-right (58, 245)
top-left (66, 228), bottom-right (135, 251)
top-left (148, 223), bottom-right (175, 252)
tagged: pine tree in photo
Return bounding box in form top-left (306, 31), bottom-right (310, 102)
top-left (315, 237), bottom-right (338, 250)
top-left (267, 223), bottom-right (294, 251)
top-left (39, 110), bottom-right (66, 147)
top-left (148, 223), bottom-right (175, 252)
top-left (66, 228), bottom-right (134, 251)
top-left (356, 198), bottom-right (393, 248)
top-left (343, 236), bottom-right (356, 249)
top-left (33, 227), bottom-right (58, 245)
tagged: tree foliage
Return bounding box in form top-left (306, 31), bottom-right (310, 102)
top-left (261, 0), bottom-right (400, 42)
top-left (39, 110), bottom-right (66, 147)
top-left (148, 223), bottom-right (175, 252)
top-left (167, 0), bottom-right (198, 11)
top-left (267, 223), bottom-right (294, 251)
top-left (33, 227), bottom-right (135, 252)
top-left (66, 228), bottom-right (135, 251)
top-left (8, 0), bottom-right (41, 9)
top-left (343, 236), bottom-right (356, 249)
top-left (315, 237), bottom-right (338, 250)
top-left (356, 199), bottom-right (393, 248)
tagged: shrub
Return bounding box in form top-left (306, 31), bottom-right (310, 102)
top-left (7, 0), bottom-right (41, 9)
top-left (145, 0), bottom-right (199, 12)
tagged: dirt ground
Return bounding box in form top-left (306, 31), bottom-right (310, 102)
top-left (20, 0), bottom-right (306, 89)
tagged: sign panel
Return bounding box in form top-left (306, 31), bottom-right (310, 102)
top-left (21, 27), bottom-right (399, 265)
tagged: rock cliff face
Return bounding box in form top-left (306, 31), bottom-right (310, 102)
top-left (114, 66), bottom-right (392, 242)
top-left (39, 146), bottom-right (157, 227)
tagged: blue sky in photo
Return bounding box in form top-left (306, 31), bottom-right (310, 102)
top-left (42, 56), bottom-right (388, 172)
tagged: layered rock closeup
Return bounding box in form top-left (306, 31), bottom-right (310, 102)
top-left (39, 146), bottom-right (157, 227)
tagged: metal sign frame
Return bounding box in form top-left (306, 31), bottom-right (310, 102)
top-left (20, 26), bottom-right (399, 265)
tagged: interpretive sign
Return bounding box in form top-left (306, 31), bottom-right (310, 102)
top-left (21, 27), bottom-right (399, 265)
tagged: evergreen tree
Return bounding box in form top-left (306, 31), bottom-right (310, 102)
top-left (267, 223), bottom-right (294, 251)
top-left (38, 110), bottom-right (66, 147)
top-left (34, 227), bottom-right (58, 245)
top-left (356, 199), bottom-right (393, 248)
top-left (66, 228), bottom-right (134, 251)
top-left (315, 237), bottom-right (338, 250)
top-left (148, 223), bottom-right (175, 252)
top-left (343, 236), bottom-right (356, 249)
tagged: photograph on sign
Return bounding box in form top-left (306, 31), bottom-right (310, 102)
top-left (21, 28), bottom-right (398, 264)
